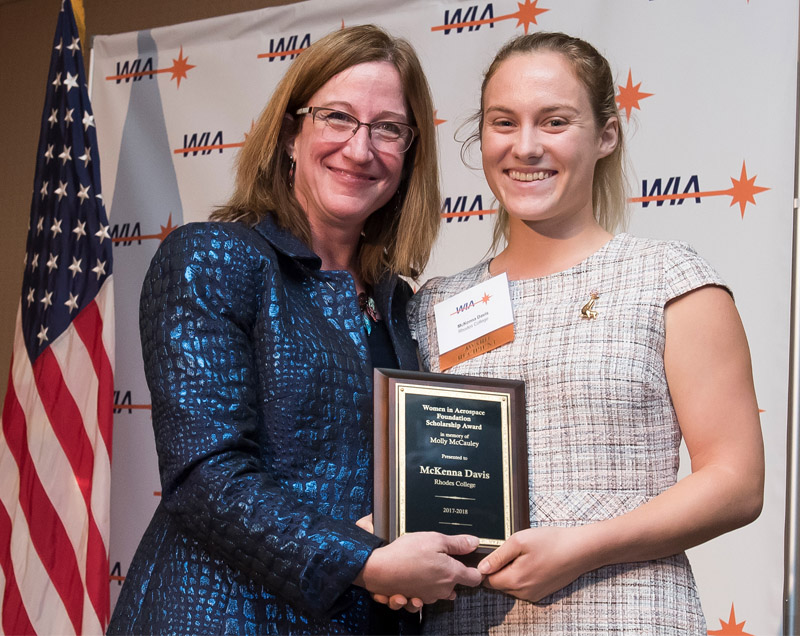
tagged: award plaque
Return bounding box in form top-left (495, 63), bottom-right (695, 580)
top-left (374, 368), bottom-right (528, 563)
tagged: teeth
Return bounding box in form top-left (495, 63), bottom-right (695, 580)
top-left (509, 170), bottom-right (551, 182)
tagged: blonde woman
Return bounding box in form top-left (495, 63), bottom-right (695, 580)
top-left (406, 32), bottom-right (764, 635)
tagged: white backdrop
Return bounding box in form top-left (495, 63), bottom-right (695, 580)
top-left (90, 1), bottom-right (798, 633)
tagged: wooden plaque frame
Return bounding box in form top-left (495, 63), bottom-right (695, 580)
top-left (374, 368), bottom-right (528, 564)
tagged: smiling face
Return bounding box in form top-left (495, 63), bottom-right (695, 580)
top-left (480, 51), bottom-right (618, 233)
top-left (288, 61), bottom-right (408, 237)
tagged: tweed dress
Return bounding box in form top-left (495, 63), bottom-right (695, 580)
top-left (407, 233), bottom-right (725, 635)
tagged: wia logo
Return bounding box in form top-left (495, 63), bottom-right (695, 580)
top-left (439, 4), bottom-right (495, 34)
top-left (431, 0), bottom-right (548, 35)
top-left (109, 561), bottom-right (124, 585)
top-left (640, 176), bottom-right (701, 208)
top-left (113, 389), bottom-right (152, 414)
top-left (631, 162), bottom-right (768, 218)
top-left (110, 214), bottom-right (178, 247)
top-left (174, 122), bottom-right (254, 157)
top-left (453, 299), bottom-right (478, 314)
top-left (450, 291), bottom-right (492, 316)
top-left (109, 223), bottom-right (142, 246)
top-left (441, 194), bottom-right (496, 222)
top-left (109, 57), bottom-right (154, 84)
top-left (178, 131), bottom-right (224, 156)
top-left (258, 33), bottom-right (312, 61)
top-left (105, 46), bottom-right (195, 88)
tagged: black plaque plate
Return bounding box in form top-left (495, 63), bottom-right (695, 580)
top-left (374, 368), bottom-right (528, 563)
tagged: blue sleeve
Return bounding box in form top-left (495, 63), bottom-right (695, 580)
top-left (139, 222), bottom-right (382, 617)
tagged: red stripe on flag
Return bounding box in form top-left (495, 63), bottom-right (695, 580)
top-left (73, 300), bottom-right (113, 457)
top-left (33, 345), bottom-right (108, 628)
top-left (0, 501), bottom-right (36, 636)
top-left (32, 345), bottom-right (95, 501)
top-left (0, 373), bottom-right (37, 636)
top-left (85, 512), bottom-right (109, 627)
top-left (72, 301), bottom-right (113, 626)
top-left (1, 378), bottom-right (83, 633)
top-left (0, 505), bottom-right (36, 636)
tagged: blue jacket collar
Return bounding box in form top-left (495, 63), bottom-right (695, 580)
top-left (252, 213), bottom-right (322, 269)
top-left (250, 213), bottom-right (416, 370)
top-left (251, 212), bottom-right (403, 308)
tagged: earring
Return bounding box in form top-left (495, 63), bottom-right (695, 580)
top-left (288, 156), bottom-right (296, 189)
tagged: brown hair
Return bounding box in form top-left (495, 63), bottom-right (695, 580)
top-left (464, 31), bottom-right (627, 249)
top-left (213, 25), bottom-right (440, 284)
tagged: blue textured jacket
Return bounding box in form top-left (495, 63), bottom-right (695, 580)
top-left (108, 216), bottom-right (419, 635)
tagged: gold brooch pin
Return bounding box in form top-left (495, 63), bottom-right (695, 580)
top-left (580, 291), bottom-right (599, 320)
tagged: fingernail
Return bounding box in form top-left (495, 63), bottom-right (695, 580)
top-left (477, 560), bottom-right (489, 574)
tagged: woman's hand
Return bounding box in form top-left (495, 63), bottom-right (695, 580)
top-left (356, 515), bottom-right (460, 610)
top-left (356, 514), bottom-right (374, 533)
top-left (356, 515), bottom-right (424, 610)
top-left (372, 593), bottom-right (427, 612)
top-left (355, 532), bottom-right (482, 604)
top-left (478, 526), bottom-right (590, 602)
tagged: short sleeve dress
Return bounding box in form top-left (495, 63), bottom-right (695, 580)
top-left (407, 233), bottom-right (726, 636)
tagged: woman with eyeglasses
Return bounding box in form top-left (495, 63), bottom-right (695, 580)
top-left (107, 25), bottom-right (481, 636)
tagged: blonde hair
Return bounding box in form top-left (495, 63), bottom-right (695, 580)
top-left (463, 32), bottom-right (628, 250)
top-left (213, 25), bottom-right (440, 284)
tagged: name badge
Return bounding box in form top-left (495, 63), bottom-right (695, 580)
top-left (434, 273), bottom-right (514, 371)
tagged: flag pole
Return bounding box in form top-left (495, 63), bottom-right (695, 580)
top-left (783, 8), bottom-right (800, 633)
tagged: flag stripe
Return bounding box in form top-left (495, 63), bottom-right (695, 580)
top-left (0, 418), bottom-right (73, 636)
top-left (33, 349), bottom-right (94, 504)
top-left (74, 299), bottom-right (113, 455)
top-left (54, 300), bottom-right (112, 628)
top-left (83, 518), bottom-right (108, 631)
top-left (9, 320), bottom-right (89, 571)
top-left (33, 343), bottom-right (110, 629)
top-left (0, 410), bottom-right (36, 636)
top-left (53, 303), bottom-right (112, 543)
top-left (0, 510), bottom-right (35, 636)
top-left (1, 380), bottom-right (83, 634)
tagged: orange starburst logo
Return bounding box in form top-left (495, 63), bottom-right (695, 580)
top-left (728, 161), bottom-right (770, 218)
top-left (169, 47), bottom-right (195, 88)
top-left (157, 214), bottom-right (179, 241)
top-left (242, 120), bottom-right (256, 141)
top-left (513, 0), bottom-right (549, 33)
top-left (707, 604), bottom-right (755, 635)
top-left (616, 69), bottom-right (653, 121)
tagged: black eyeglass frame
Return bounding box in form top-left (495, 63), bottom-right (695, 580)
top-left (295, 106), bottom-right (418, 153)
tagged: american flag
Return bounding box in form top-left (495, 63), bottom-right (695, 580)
top-left (0, 0), bottom-right (114, 634)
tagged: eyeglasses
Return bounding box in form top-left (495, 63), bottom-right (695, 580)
top-left (295, 107), bottom-right (418, 153)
